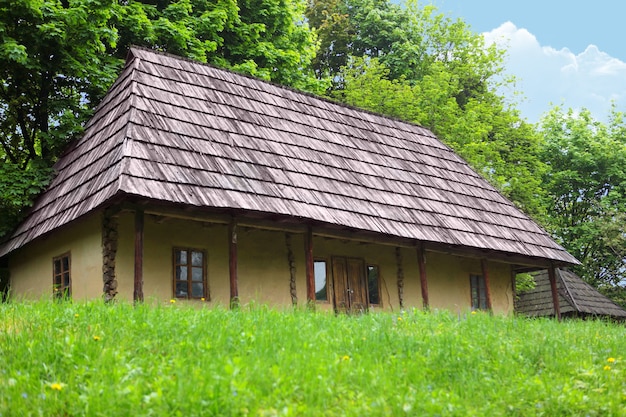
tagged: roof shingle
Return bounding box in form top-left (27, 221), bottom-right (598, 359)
top-left (516, 269), bottom-right (626, 318)
top-left (0, 47), bottom-right (579, 265)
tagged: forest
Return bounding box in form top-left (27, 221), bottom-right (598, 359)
top-left (1, 0), bottom-right (624, 302)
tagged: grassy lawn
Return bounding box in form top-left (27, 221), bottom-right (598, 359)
top-left (1, 300), bottom-right (625, 416)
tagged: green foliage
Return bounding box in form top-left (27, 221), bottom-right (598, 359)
top-left (2, 302), bottom-right (626, 416)
top-left (0, 161), bottom-right (53, 239)
top-left (539, 106), bottom-right (626, 292)
top-left (114, 0), bottom-right (324, 93)
top-left (515, 273), bottom-right (536, 294)
top-left (0, 0), bottom-right (121, 168)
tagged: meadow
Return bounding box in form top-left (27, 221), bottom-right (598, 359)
top-left (1, 300), bottom-right (625, 416)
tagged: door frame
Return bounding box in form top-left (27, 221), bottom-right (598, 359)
top-left (331, 256), bottom-right (368, 313)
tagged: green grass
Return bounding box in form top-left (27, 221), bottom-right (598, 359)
top-left (1, 301), bottom-right (625, 416)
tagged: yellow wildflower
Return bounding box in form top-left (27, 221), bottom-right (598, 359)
top-left (201, 297), bottom-right (206, 302)
top-left (93, 335), bottom-right (101, 341)
top-left (341, 355), bottom-right (350, 361)
top-left (74, 314), bottom-right (79, 318)
top-left (169, 299), bottom-right (176, 304)
top-left (471, 311), bottom-right (477, 315)
top-left (49, 383), bottom-right (63, 391)
top-left (604, 365), bottom-right (611, 371)
top-left (607, 357), bottom-right (616, 363)
top-left (397, 316), bottom-right (403, 321)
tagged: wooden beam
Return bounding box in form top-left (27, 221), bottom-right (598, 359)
top-left (396, 247), bottom-right (404, 309)
top-left (480, 259), bottom-right (493, 311)
top-left (417, 244), bottom-right (429, 309)
top-left (548, 265), bottom-right (561, 320)
top-left (510, 267), bottom-right (517, 310)
top-left (229, 218), bottom-right (239, 308)
top-left (102, 208), bottom-right (119, 302)
top-left (557, 268), bottom-right (580, 313)
top-left (285, 233), bottom-right (298, 306)
top-left (305, 225), bottom-right (315, 305)
top-left (133, 209), bottom-right (144, 303)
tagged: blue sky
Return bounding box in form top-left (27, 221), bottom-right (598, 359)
top-left (424, 0), bottom-right (626, 122)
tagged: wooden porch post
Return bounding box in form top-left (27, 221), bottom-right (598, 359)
top-left (229, 218), bottom-right (239, 309)
top-left (102, 208), bottom-right (119, 302)
top-left (305, 225), bottom-right (315, 306)
top-left (396, 247), bottom-right (404, 309)
top-left (285, 233), bottom-right (298, 306)
top-left (510, 268), bottom-right (517, 300)
top-left (417, 244), bottom-right (429, 310)
top-left (480, 259), bottom-right (493, 311)
top-left (133, 209), bottom-right (144, 303)
top-left (548, 265), bottom-right (561, 320)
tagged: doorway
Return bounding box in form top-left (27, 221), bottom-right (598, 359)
top-left (331, 257), bottom-right (368, 313)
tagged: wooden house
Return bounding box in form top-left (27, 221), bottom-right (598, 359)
top-left (0, 48), bottom-right (579, 313)
top-left (516, 269), bottom-right (626, 320)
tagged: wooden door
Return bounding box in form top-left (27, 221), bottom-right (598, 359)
top-left (332, 257), bottom-right (367, 313)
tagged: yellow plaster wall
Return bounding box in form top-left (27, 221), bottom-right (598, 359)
top-left (17, 211), bottom-right (513, 314)
top-left (114, 214), bottom-right (231, 305)
top-left (114, 211), bottom-right (135, 302)
top-left (237, 228), bottom-right (293, 306)
top-left (115, 216), bottom-right (309, 308)
top-left (310, 240), bottom-right (513, 314)
top-left (8, 213), bottom-right (103, 300)
top-left (425, 252), bottom-right (513, 315)
top-left (487, 260), bottom-right (514, 314)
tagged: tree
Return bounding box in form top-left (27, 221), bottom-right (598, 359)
top-left (0, 0), bottom-right (121, 169)
top-left (539, 106), bottom-right (626, 293)
top-left (114, 0), bottom-right (324, 92)
top-left (0, 0), bottom-right (322, 238)
top-left (305, 0), bottom-right (413, 87)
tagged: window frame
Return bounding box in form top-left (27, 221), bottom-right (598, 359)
top-left (173, 248), bottom-right (208, 300)
top-left (314, 258), bottom-right (330, 303)
top-left (470, 274), bottom-right (487, 310)
top-left (52, 252), bottom-right (71, 299)
top-left (366, 264), bottom-right (381, 307)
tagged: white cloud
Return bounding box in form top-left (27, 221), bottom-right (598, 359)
top-left (483, 22), bottom-right (626, 122)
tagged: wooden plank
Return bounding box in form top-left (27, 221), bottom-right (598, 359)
top-left (548, 266), bottom-right (561, 320)
top-left (417, 244), bottom-right (429, 309)
top-left (332, 257), bottom-right (348, 314)
top-left (510, 267), bottom-right (517, 308)
top-left (557, 268), bottom-right (580, 313)
top-left (305, 225), bottom-right (315, 305)
top-left (481, 259), bottom-right (493, 311)
top-left (396, 247), bottom-right (404, 309)
top-left (133, 209), bottom-right (144, 303)
top-left (285, 233), bottom-right (297, 305)
top-left (229, 218), bottom-right (239, 308)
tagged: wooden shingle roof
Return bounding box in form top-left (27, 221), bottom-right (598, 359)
top-left (516, 269), bottom-right (626, 319)
top-left (0, 47), bottom-right (579, 264)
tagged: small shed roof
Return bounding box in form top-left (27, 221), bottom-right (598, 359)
top-left (0, 47), bottom-right (579, 265)
top-left (516, 269), bottom-right (626, 319)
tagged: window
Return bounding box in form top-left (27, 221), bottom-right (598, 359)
top-left (53, 253), bottom-right (71, 299)
top-left (470, 274), bottom-right (487, 310)
top-left (367, 265), bottom-right (380, 305)
top-left (314, 260), bottom-right (328, 301)
top-left (174, 248), bottom-right (207, 299)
